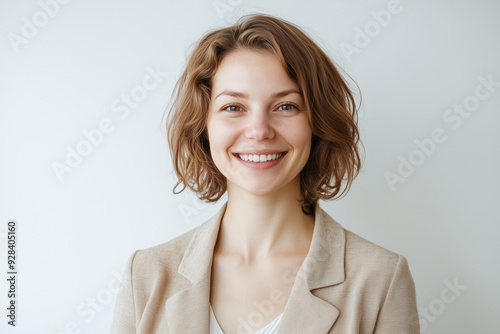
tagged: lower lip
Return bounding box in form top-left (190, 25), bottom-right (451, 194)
top-left (233, 153), bottom-right (287, 169)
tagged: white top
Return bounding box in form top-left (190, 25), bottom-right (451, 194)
top-left (209, 304), bottom-right (283, 334)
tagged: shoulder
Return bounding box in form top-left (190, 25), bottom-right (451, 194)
top-left (344, 228), bottom-right (401, 266)
top-left (341, 226), bottom-right (414, 288)
top-left (122, 203), bottom-right (227, 290)
top-left (129, 224), bottom-right (200, 275)
top-left (117, 223), bottom-right (205, 303)
top-left (317, 206), bottom-right (405, 273)
top-left (317, 206), bottom-right (412, 282)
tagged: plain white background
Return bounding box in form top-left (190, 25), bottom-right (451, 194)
top-left (1, 0), bottom-right (499, 333)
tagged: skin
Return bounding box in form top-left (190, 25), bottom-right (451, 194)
top-left (206, 49), bottom-right (315, 333)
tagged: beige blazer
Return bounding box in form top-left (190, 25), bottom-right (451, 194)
top-left (110, 202), bottom-right (420, 333)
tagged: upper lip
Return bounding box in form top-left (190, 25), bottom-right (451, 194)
top-left (233, 150), bottom-right (287, 155)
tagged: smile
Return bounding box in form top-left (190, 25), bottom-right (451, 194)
top-left (237, 153), bottom-right (284, 162)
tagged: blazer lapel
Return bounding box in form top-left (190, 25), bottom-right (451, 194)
top-left (275, 277), bottom-right (340, 333)
top-left (164, 203), bottom-right (228, 333)
top-left (164, 278), bottom-right (211, 333)
top-left (164, 202), bottom-right (346, 334)
top-left (276, 204), bottom-right (346, 334)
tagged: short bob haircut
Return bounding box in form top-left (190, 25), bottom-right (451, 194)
top-left (166, 13), bottom-right (362, 215)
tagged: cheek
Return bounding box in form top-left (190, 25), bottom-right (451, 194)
top-left (282, 119), bottom-right (312, 150)
top-left (207, 119), bottom-right (239, 154)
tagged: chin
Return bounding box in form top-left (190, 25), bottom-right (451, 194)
top-left (233, 179), bottom-right (287, 197)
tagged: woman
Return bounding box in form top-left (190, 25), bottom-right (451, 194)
top-left (111, 14), bottom-right (420, 334)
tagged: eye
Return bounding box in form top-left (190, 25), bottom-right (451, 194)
top-left (221, 104), bottom-right (243, 112)
top-left (276, 103), bottom-right (299, 112)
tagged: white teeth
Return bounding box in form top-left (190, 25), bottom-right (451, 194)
top-left (237, 153), bottom-right (283, 162)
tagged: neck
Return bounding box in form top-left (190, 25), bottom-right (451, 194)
top-left (215, 177), bottom-right (315, 264)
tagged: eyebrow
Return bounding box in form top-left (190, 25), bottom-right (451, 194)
top-left (214, 89), bottom-right (302, 100)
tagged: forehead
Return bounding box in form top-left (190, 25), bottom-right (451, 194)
top-left (211, 50), bottom-right (299, 97)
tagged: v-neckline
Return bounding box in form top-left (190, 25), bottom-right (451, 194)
top-left (209, 303), bottom-right (283, 334)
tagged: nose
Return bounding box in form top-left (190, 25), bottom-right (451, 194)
top-left (244, 110), bottom-right (275, 141)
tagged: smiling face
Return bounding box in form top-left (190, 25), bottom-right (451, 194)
top-left (206, 49), bottom-right (312, 197)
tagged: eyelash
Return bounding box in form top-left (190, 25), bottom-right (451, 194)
top-left (221, 103), bottom-right (299, 112)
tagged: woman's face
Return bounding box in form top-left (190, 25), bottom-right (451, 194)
top-left (206, 49), bottom-right (312, 197)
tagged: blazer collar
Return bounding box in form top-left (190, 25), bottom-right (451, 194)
top-left (165, 202), bottom-right (346, 333)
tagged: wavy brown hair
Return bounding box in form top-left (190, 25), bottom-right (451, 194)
top-left (166, 13), bottom-right (362, 215)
